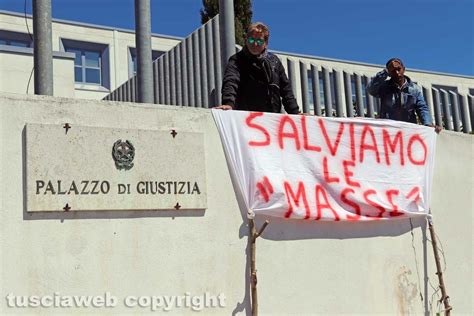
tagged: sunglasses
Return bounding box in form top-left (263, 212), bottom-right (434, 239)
top-left (247, 37), bottom-right (265, 46)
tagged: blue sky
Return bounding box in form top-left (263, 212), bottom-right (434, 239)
top-left (1, 0), bottom-right (473, 76)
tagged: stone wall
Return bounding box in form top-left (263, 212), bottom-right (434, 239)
top-left (0, 93), bottom-right (472, 315)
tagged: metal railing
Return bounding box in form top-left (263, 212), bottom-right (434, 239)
top-left (105, 15), bottom-right (222, 108)
top-left (284, 59), bottom-right (473, 133)
top-left (104, 15), bottom-right (473, 134)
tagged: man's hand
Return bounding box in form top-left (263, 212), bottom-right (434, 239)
top-left (433, 125), bottom-right (442, 134)
top-left (214, 105), bottom-right (233, 110)
top-left (427, 124), bottom-right (442, 134)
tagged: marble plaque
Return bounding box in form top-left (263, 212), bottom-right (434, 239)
top-left (26, 123), bottom-right (206, 211)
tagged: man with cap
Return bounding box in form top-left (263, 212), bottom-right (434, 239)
top-left (215, 22), bottom-right (300, 114)
top-left (367, 58), bottom-right (441, 132)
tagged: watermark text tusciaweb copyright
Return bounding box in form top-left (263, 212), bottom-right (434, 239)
top-left (5, 292), bottom-right (226, 311)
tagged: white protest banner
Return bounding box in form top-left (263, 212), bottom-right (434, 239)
top-left (212, 110), bottom-right (437, 221)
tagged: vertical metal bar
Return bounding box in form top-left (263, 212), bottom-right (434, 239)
top-left (219, 0), bottom-right (236, 68)
top-left (126, 81), bottom-right (131, 102)
top-left (158, 57), bottom-right (165, 104)
top-left (423, 87), bottom-right (435, 125)
top-left (175, 44), bottom-right (182, 106)
top-left (121, 82), bottom-right (126, 102)
top-left (449, 91), bottom-right (461, 132)
top-left (322, 67), bottom-right (333, 117)
top-left (354, 73), bottom-right (365, 117)
top-left (311, 64), bottom-right (321, 116)
top-left (192, 31), bottom-right (202, 107)
top-left (364, 76), bottom-right (375, 118)
top-left (153, 59), bottom-right (158, 103)
top-left (170, 49), bottom-right (176, 105)
top-left (440, 89), bottom-right (452, 130)
top-left (186, 36), bottom-right (195, 107)
top-left (119, 85), bottom-right (125, 101)
top-left (343, 71), bottom-right (354, 117)
top-left (199, 27), bottom-right (209, 108)
top-left (287, 59), bottom-right (297, 114)
top-left (127, 79), bottom-right (131, 102)
top-left (180, 42), bottom-right (188, 106)
top-left (459, 94), bottom-right (472, 133)
top-left (33, 0), bottom-right (53, 95)
top-left (469, 94), bottom-right (474, 132)
top-left (333, 70), bottom-right (344, 117)
top-left (205, 21), bottom-right (216, 107)
top-left (366, 95), bottom-right (375, 118)
top-left (134, 0), bottom-right (153, 103)
top-left (299, 61), bottom-right (309, 114)
top-left (431, 88), bottom-right (443, 127)
top-left (213, 16), bottom-right (222, 105)
top-left (123, 81), bottom-right (130, 102)
top-left (163, 53), bottom-right (170, 104)
top-left (131, 77), bottom-right (136, 102)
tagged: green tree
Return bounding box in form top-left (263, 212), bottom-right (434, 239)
top-left (200, 0), bottom-right (253, 46)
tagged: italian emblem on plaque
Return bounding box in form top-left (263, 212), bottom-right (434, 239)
top-left (112, 139), bottom-right (135, 170)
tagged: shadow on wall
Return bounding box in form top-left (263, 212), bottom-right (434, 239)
top-left (251, 215), bottom-right (426, 241)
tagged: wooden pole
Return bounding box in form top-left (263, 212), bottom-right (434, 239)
top-left (249, 218), bottom-right (269, 316)
top-left (428, 218), bottom-right (452, 315)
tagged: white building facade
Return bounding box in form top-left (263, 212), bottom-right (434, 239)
top-left (0, 10), bottom-right (181, 99)
top-left (1, 10), bottom-right (473, 102)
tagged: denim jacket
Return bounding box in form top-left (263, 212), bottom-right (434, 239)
top-left (367, 70), bottom-right (432, 125)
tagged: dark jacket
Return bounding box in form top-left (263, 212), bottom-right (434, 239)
top-left (367, 70), bottom-right (432, 125)
top-left (221, 48), bottom-right (300, 114)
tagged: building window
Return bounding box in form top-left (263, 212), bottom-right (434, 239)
top-left (128, 47), bottom-right (164, 78)
top-left (61, 38), bottom-right (110, 88)
top-left (0, 39), bottom-right (31, 47)
top-left (66, 48), bottom-right (102, 84)
top-left (0, 30), bottom-right (33, 47)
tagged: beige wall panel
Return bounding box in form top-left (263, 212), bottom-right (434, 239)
top-left (0, 53), bottom-right (74, 97)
